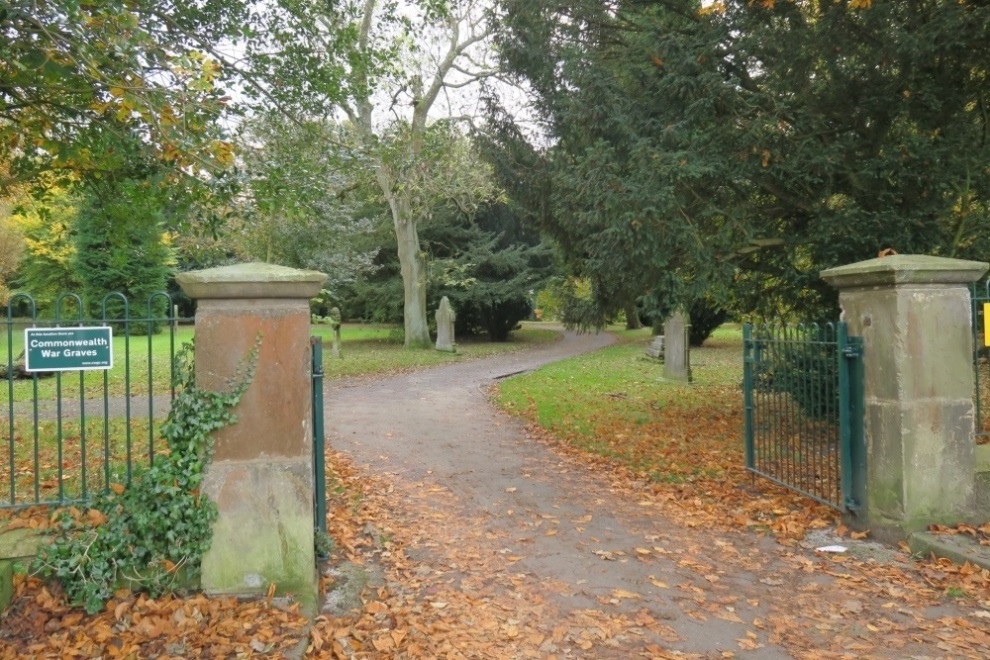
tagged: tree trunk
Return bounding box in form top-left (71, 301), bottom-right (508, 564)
top-left (624, 299), bottom-right (643, 330)
top-left (387, 188), bottom-right (431, 348)
top-left (395, 219), bottom-right (431, 348)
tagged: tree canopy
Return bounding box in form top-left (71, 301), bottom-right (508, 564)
top-left (491, 0), bottom-right (990, 322)
top-left (1, 0), bottom-right (248, 192)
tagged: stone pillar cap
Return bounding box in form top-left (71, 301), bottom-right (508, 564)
top-left (821, 254), bottom-right (988, 289)
top-left (176, 262), bottom-right (328, 300)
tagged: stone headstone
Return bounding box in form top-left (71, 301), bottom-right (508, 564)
top-left (435, 296), bottom-right (456, 352)
top-left (646, 335), bottom-right (665, 360)
top-left (329, 307), bottom-right (342, 359)
top-left (662, 311), bottom-right (692, 382)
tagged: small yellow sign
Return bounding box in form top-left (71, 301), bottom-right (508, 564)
top-left (985, 303), bottom-right (990, 347)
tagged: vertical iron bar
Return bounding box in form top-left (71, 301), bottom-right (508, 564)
top-left (814, 324), bottom-right (824, 503)
top-left (837, 322), bottom-right (853, 511)
top-left (55, 374), bottom-right (63, 503)
top-left (825, 324), bottom-right (837, 505)
top-left (101, 300), bottom-right (111, 493)
top-left (823, 325), bottom-right (831, 502)
top-left (103, 368), bottom-right (110, 491)
top-left (743, 324), bottom-right (755, 471)
top-left (4, 312), bottom-right (10, 506)
top-left (147, 307), bottom-right (154, 466)
top-left (766, 325), bottom-right (775, 478)
top-left (311, 337), bottom-right (327, 537)
top-left (786, 325), bottom-right (796, 490)
top-left (846, 335), bottom-right (865, 512)
top-left (79, 369), bottom-right (87, 501)
top-left (124, 312), bottom-right (132, 482)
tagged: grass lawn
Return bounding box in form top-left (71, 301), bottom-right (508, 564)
top-left (1, 324), bottom-right (193, 402)
top-left (1, 320), bottom-right (562, 398)
top-left (495, 323), bottom-right (838, 536)
top-left (314, 322), bottom-right (564, 379)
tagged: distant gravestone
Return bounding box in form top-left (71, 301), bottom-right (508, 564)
top-left (645, 335), bottom-right (664, 360)
top-left (662, 311), bottom-right (692, 382)
top-left (435, 296), bottom-right (456, 352)
top-left (329, 307), bottom-right (342, 359)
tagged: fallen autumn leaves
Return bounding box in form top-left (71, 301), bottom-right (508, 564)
top-left (4, 442), bottom-right (990, 658)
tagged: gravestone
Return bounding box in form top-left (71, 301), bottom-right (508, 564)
top-left (329, 307), bottom-right (342, 359)
top-left (662, 311), bottom-right (692, 382)
top-left (646, 335), bottom-right (665, 360)
top-left (435, 296), bottom-right (456, 352)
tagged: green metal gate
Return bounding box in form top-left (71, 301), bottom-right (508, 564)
top-left (311, 336), bottom-right (327, 538)
top-left (3, 292), bottom-right (187, 509)
top-left (743, 322), bottom-right (865, 512)
top-left (971, 282), bottom-right (990, 442)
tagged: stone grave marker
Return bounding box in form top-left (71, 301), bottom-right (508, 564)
top-left (662, 311), bottom-right (692, 382)
top-left (646, 335), bottom-right (665, 360)
top-left (330, 307), bottom-right (342, 359)
top-left (435, 296), bottom-right (456, 352)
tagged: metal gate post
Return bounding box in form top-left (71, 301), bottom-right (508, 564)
top-left (311, 337), bottom-right (327, 537)
top-left (837, 323), bottom-right (864, 513)
top-left (742, 324), bottom-right (756, 471)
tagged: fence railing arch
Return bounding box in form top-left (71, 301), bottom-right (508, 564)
top-left (2, 291), bottom-right (192, 509)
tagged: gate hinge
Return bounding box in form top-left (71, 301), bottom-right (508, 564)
top-left (842, 344), bottom-right (862, 359)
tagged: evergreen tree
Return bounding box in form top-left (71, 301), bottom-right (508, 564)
top-left (492, 0), bottom-right (990, 322)
top-left (342, 201), bottom-right (555, 342)
top-left (73, 178), bottom-right (173, 333)
top-left (430, 203), bottom-right (554, 342)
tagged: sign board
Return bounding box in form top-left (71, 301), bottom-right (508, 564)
top-left (24, 327), bottom-right (113, 372)
top-left (985, 303), bottom-right (990, 348)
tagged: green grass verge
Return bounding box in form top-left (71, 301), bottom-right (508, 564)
top-left (496, 324), bottom-right (744, 477)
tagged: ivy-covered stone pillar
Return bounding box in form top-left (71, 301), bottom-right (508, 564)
top-left (177, 262), bottom-right (326, 615)
top-left (822, 255), bottom-right (987, 538)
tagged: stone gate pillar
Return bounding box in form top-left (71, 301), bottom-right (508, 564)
top-left (177, 262), bottom-right (326, 614)
top-left (822, 255), bottom-right (988, 538)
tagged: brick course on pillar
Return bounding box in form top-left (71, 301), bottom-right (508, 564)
top-left (177, 262), bottom-right (326, 614)
top-left (822, 254), bottom-right (988, 538)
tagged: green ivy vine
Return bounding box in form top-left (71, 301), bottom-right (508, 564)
top-left (33, 340), bottom-right (258, 614)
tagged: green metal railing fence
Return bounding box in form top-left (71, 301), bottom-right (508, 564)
top-left (311, 336), bottom-right (327, 537)
top-left (971, 282), bottom-right (990, 442)
top-left (743, 322), bottom-right (865, 512)
top-left (3, 292), bottom-right (188, 509)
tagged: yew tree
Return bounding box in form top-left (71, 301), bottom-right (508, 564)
top-left (492, 0), bottom-right (990, 322)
